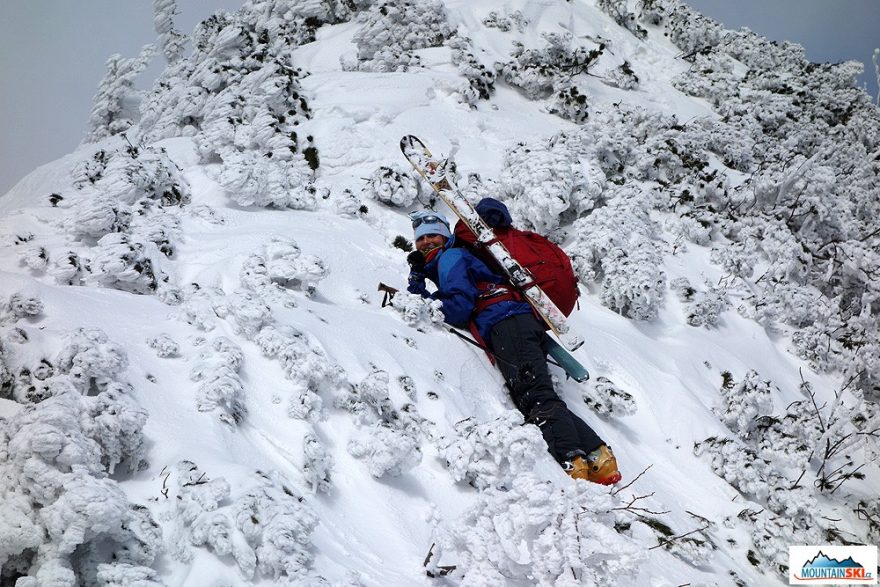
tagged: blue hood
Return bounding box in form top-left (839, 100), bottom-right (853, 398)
top-left (475, 197), bottom-right (513, 228)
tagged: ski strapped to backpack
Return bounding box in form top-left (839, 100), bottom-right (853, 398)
top-left (452, 198), bottom-right (580, 317)
top-left (400, 135), bottom-right (584, 351)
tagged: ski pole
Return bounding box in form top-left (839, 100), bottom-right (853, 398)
top-left (377, 282), bottom-right (566, 371)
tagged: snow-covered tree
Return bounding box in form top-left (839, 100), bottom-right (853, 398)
top-left (86, 45), bottom-right (156, 141)
top-left (153, 0), bottom-right (186, 63)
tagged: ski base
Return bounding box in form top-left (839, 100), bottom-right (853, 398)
top-left (547, 339), bottom-right (590, 382)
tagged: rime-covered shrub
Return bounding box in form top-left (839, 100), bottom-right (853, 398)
top-left (582, 377), bottom-right (637, 417)
top-left (0, 338), bottom-right (156, 584)
top-left (69, 145), bottom-right (189, 239)
top-left (664, 3), bottom-right (723, 55)
top-left (213, 148), bottom-right (319, 210)
top-left (5, 294), bottom-right (43, 320)
top-left (19, 245), bottom-right (49, 272)
top-left (348, 422), bottom-right (422, 478)
top-left (254, 325), bottom-right (341, 422)
top-left (190, 336), bottom-right (247, 424)
top-left (302, 433), bottom-right (333, 494)
top-left (56, 328), bottom-right (128, 396)
top-left (696, 366), bottom-right (878, 570)
top-left (0, 342), bottom-right (12, 397)
top-left (741, 508), bottom-right (823, 574)
top-left (338, 370), bottom-right (424, 477)
top-left (714, 370), bottom-right (774, 439)
top-left (389, 292), bottom-right (445, 332)
top-left (437, 474), bottom-right (644, 584)
top-left (497, 34), bottom-right (604, 101)
top-left (448, 36), bottom-right (496, 105)
top-left (570, 185), bottom-right (666, 320)
top-left (175, 286), bottom-right (225, 332)
top-left (87, 233), bottom-right (165, 294)
top-left (146, 333), bottom-right (180, 358)
top-left (674, 279), bottom-right (730, 328)
top-left (162, 462), bottom-right (322, 582)
top-left (95, 562), bottom-right (163, 587)
top-left (637, 0), bottom-right (676, 27)
top-left (597, 0), bottom-right (647, 39)
top-left (153, 0), bottom-right (186, 64)
top-left (261, 236), bottom-right (328, 295)
top-left (48, 251), bottom-right (89, 286)
top-left (499, 135), bottom-right (605, 234)
top-left (599, 243), bottom-right (667, 320)
top-left (435, 411), bottom-right (545, 490)
top-left (547, 84), bottom-right (590, 123)
top-left (672, 50), bottom-right (740, 108)
top-left (604, 61), bottom-right (640, 90)
top-left (55, 144), bottom-right (189, 298)
top-left (226, 289), bottom-right (272, 338)
top-left (482, 10), bottom-right (528, 32)
top-left (138, 3), bottom-right (325, 216)
top-left (345, 0), bottom-right (453, 72)
top-left (361, 166), bottom-right (420, 208)
top-left (82, 382), bottom-right (149, 474)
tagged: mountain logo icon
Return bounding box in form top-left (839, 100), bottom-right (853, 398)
top-left (802, 551), bottom-right (865, 569)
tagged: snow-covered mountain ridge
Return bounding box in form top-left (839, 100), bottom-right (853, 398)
top-left (1, 0), bottom-right (878, 585)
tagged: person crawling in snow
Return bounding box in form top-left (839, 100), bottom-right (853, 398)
top-left (405, 203), bottom-right (621, 485)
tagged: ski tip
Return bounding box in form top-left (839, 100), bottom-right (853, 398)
top-left (400, 135), bottom-right (425, 152)
top-left (562, 334), bottom-right (584, 352)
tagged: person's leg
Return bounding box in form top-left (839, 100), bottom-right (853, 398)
top-left (490, 314), bottom-right (598, 461)
top-left (537, 332), bottom-right (604, 454)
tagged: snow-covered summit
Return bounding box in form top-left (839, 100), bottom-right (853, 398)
top-left (1, 0), bottom-right (878, 585)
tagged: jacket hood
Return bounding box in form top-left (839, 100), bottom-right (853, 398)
top-left (475, 197), bottom-right (513, 228)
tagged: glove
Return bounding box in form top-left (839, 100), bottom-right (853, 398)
top-left (406, 250), bottom-right (429, 296)
top-left (407, 250), bottom-right (426, 271)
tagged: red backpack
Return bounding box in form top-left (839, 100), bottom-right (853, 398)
top-left (453, 220), bottom-right (580, 316)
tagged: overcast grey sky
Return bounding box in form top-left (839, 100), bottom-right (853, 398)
top-left (1, 1), bottom-right (878, 196)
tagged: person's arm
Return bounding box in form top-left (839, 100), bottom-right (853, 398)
top-left (436, 249), bottom-right (479, 327)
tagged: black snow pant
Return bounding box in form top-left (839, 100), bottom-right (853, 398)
top-left (488, 312), bottom-right (603, 464)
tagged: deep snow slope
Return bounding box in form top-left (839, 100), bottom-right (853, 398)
top-left (1, 1), bottom-right (877, 586)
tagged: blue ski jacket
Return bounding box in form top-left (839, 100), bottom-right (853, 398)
top-left (408, 236), bottom-right (532, 342)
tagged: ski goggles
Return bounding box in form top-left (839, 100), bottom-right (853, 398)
top-left (410, 214), bottom-right (450, 229)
